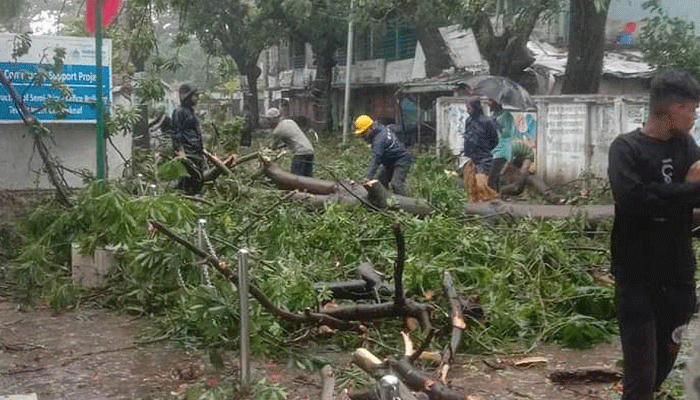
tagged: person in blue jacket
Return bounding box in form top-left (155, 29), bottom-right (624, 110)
top-left (463, 97), bottom-right (499, 174)
top-left (353, 115), bottom-right (413, 196)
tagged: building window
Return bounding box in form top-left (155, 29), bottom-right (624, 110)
top-left (334, 19), bottom-right (416, 65)
top-left (381, 19), bottom-right (416, 61)
top-left (354, 28), bottom-right (373, 61)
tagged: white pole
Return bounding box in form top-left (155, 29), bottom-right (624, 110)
top-left (238, 249), bottom-right (251, 390)
top-left (342, 0), bottom-right (354, 144)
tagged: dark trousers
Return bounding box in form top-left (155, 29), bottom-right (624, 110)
top-left (488, 157), bottom-right (508, 191)
top-left (378, 156), bottom-right (412, 196)
top-left (177, 155), bottom-right (204, 195)
top-left (291, 154), bottom-right (314, 177)
top-left (616, 280), bottom-right (696, 400)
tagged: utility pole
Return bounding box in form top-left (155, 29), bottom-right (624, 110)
top-left (342, 0), bottom-right (354, 145)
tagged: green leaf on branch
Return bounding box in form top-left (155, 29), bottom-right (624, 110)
top-left (157, 158), bottom-right (189, 181)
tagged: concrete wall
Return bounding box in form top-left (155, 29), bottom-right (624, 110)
top-left (533, 96), bottom-right (649, 183)
top-left (436, 96), bottom-right (537, 167)
top-left (435, 95), bottom-right (656, 184)
top-left (546, 75), bottom-right (649, 97)
top-left (0, 123), bottom-right (132, 190)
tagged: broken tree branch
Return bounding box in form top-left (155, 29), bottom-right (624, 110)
top-left (440, 272), bottom-right (469, 382)
top-left (408, 328), bottom-right (439, 364)
top-left (0, 70), bottom-right (72, 207)
top-left (202, 150), bottom-right (260, 182)
top-left (353, 346), bottom-right (471, 400)
top-left (392, 223), bottom-right (406, 308)
top-left (150, 218), bottom-right (433, 332)
top-left (148, 218), bottom-right (364, 332)
top-left (203, 149), bottom-right (233, 177)
top-left (314, 262), bottom-right (392, 302)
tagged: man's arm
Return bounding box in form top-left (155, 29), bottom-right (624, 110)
top-left (608, 137), bottom-right (700, 212)
top-left (270, 124), bottom-right (286, 150)
top-left (366, 135), bottom-right (383, 179)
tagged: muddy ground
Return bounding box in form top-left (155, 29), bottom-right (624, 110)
top-left (4, 296), bottom-right (695, 400)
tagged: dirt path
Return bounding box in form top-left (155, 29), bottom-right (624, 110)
top-left (2, 295), bottom-right (699, 400)
top-left (0, 298), bottom-right (619, 400)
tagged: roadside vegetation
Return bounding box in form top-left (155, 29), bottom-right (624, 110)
top-left (0, 117), bottom-right (619, 396)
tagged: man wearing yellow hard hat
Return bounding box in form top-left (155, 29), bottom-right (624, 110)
top-left (353, 115), bottom-right (413, 195)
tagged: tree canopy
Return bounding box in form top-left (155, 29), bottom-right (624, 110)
top-left (171, 0), bottom-right (284, 131)
top-left (638, 0), bottom-right (700, 79)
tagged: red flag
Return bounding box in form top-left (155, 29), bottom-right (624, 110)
top-left (85, 0), bottom-right (123, 34)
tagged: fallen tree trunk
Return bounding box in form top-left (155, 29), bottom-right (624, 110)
top-left (463, 199), bottom-right (614, 222)
top-left (261, 158), bottom-right (431, 215)
top-left (464, 200), bottom-right (700, 227)
top-left (364, 180), bottom-right (432, 216)
top-left (262, 158), bottom-right (339, 194)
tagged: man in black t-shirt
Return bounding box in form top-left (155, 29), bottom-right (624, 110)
top-left (608, 70), bottom-right (700, 400)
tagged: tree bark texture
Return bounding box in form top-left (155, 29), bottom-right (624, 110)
top-left (415, 25), bottom-right (454, 78)
top-left (463, 200), bottom-right (614, 222)
top-left (311, 46), bottom-right (336, 132)
top-left (243, 62), bottom-right (262, 136)
top-left (262, 158), bottom-right (432, 215)
top-left (127, 3), bottom-right (151, 150)
top-left (561, 0), bottom-right (611, 94)
top-left (471, 10), bottom-right (539, 84)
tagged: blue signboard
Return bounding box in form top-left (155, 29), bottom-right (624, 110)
top-left (0, 34), bottom-right (112, 123)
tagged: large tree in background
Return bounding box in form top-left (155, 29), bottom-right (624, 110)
top-left (358, 0), bottom-right (561, 90)
top-left (269, 0), bottom-right (351, 132)
top-left (0, 0), bottom-right (24, 26)
top-left (463, 0), bottom-right (561, 91)
top-left (173, 0), bottom-right (282, 134)
top-left (638, 0), bottom-right (700, 79)
top-left (561, 0), bottom-right (611, 94)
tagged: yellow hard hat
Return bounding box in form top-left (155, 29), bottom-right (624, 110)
top-left (353, 115), bottom-right (373, 136)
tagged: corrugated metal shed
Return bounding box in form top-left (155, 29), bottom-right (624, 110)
top-left (528, 41), bottom-right (653, 79)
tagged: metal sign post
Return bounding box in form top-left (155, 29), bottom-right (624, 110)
top-left (95, 0), bottom-right (105, 179)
